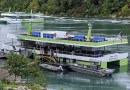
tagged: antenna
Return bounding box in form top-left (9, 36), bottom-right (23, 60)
top-left (27, 23), bottom-right (32, 35)
top-left (87, 23), bottom-right (92, 41)
top-left (31, 9), bottom-right (32, 14)
top-left (9, 7), bottom-right (11, 12)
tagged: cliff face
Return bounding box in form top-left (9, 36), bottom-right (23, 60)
top-left (0, 0), bottom-right (129, 17)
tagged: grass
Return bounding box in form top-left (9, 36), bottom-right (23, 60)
top-left (20, 35), bottom-right (128, 47)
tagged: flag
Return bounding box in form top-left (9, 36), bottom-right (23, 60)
top-left (117, 31), bottom-right (122, 43)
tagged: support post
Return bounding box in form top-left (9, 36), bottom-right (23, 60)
top-left (120, 58), bottom-right (128, 66)
top-left (101, 62), bottom-right (107, 69)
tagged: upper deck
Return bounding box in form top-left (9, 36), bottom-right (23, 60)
top-left (1, 12), bottom-right (44, 17)
top-left (18, 23), bottom-right (128, 48)
top-left (19, 34), bottom-right (128, 48)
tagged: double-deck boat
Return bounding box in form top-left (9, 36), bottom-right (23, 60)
top-left (2, 24), bottom-right (128, 76)
top-left (0, 12), bottom-right (44, 24)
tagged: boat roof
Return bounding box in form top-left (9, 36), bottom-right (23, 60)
top-left (39, 31), bottom-right (67, 34)
top-left (1, 12), bottom-right (44, 17)
top-left (19, 34), bottom-right (128, 48)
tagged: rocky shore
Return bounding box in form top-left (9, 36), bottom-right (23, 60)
top-left (5, 86), bottom-right (46, 90)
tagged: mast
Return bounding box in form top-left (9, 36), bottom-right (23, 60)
top-left (27, 23), bottom-right (32, 35)
top-left (9, 7), bottom-right (11, 12)
top-left (87, 23), bottom-right (92, 41)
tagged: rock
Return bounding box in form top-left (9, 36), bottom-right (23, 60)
top-left (17, 86), bottom-right (31, 90)
top-left (4, 87), bottom-right (17, 90)
top-left (5, 86), bottom-right (46, 90)
top-left (5, 86), bottom-right (32, 90)
top-left (17, 86), bottom-right (25, 90)
top-left (40, 87), bottom-right (46, 90)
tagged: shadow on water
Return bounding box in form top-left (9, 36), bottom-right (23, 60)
top-left (45, 65), bottom-right (129, 90)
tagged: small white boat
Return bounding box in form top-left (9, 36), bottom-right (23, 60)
top-left (1, 43), bottom-right (24, 53)
top-left (108, 20), bottom-right (121, 23)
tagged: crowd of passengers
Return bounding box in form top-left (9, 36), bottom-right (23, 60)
top-left (22, 41), bottom-right (112, 57)
top-left (35, 45), bottom-right (111, 57)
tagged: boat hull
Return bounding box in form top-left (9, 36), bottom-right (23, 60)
top-left (0, 18), bottom-right (44, 24)
top-left (69, 64), bottom-right (114, 77)
top-left (40, 63), bottom-right (63, 72)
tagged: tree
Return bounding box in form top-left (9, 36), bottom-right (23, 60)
top-left (120, 4), bottom-right (130, 16)
top-left (0, 0), bottom-right (129, 16)
top-left (27, 0), bottom-right (40, 12)
top-left (5, 52), bottom-right (29, 81)
top-left (5, 52), bottom-right (46, 87)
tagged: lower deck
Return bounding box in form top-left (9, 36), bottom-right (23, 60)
top-left (17, 40), bottom-right (129, 69)
top-left (38, 52), bottom-right (128, 69)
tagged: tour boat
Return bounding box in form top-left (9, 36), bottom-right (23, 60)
top-left (0, 12), bottom-right (44, 24)
top-left (2, 23), bottom-right (128, 76)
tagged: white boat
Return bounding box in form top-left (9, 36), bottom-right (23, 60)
top-left (108, 20), bottom-right (121, 23)
top-left (0, 12), bottom-right (44, 24)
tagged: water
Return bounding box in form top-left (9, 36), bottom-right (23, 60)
top-left (0, 17), bottom-right (130, 90)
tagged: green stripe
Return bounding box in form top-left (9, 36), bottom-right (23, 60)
top-left (77, 60), bottom-right (91, 65)
top-left (100, 58), bottom-right (128, 69)
top-left (22, 20), bottom-right (44, 23)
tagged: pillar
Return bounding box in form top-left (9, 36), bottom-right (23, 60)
top-left (101, 62), bottom-right (107, 69)
top-left (120, 58), bottom-right (128, 66)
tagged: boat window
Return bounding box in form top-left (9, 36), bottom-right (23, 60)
top-left (4, 16), bottom-right (17, 19)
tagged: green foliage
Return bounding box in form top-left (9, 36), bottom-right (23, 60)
top-left (60, 87), bottom-right (64, 90)
top-left (28, 84), bottom-right (41, 90)
top-left (0, 79), bottom-right (16, 89)
top-left (0, 0), bottom-right (130, 16)
top-left (27, 0), bottom-right (40, 12)
top-left (5, 52), bottom-right (46, 87)
top-left (5, 52), bottom-right (29, 81)
top-left (120, 4), bottom-right (130, 16)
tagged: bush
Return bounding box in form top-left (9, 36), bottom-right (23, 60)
top-left (0, 79), bottom-right (16, 89)
top-left (28, 84), bottom-right (41, 90)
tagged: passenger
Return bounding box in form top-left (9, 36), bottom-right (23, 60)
top-left (58, 65), bottom-right (63, 71)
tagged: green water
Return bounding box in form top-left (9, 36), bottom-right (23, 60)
top-left (0, 17), bottom-right (130, 90)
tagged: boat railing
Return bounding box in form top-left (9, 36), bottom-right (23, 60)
top-left (20, 34), bottom-right (128, 43)
top-left (17, 45), bottom-right (127, 58)
top-left (12, 44), bottom-right (128, 59)
top-left (54, 50), bottom-right (128, 59)
top-left (55, 50), bottom-right (103, 58)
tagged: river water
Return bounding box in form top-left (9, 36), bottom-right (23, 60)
top-left (0, 17), bottom-right (130, 90)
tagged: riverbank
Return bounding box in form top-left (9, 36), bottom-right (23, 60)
top-left (0, 67), bottom-right (46, 90)
top-left (0, 0), bottom-right (130, 19)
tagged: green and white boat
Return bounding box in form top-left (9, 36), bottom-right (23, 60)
top-left (0, 12), bottom-right (44, 24)
top-left (16, 23), bottom-right (128, 69)
top-left (3, 23), bottom-right (128, 76)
